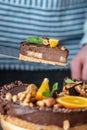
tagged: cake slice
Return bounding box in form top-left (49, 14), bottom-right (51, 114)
top-left (19, 36), bottom-right (69, 66)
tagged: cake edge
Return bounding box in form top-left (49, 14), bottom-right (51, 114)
top-left (1, 115), bottom-right (87, 130)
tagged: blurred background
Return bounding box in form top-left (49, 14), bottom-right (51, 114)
top-left (0, 69), bottom-right (71, 92)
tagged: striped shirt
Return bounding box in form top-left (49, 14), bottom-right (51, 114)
top-left (0, 0), bottom-right (87, 70)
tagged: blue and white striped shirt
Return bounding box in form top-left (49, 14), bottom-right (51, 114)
top-left (0, 0), bottom-right (87, 70)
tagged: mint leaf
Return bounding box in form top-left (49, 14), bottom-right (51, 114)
top-left (42, 82), bottom-right (58, 98)
top-left (65, 78), bottom-right (75, 84)
top-left (42, 90), bottom-right (51, 97)
top-left (26, 36), bottom-right (43, 45)
top-left (52, 82), bottom-right (58, 91)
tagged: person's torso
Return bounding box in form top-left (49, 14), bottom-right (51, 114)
top-left (0, 0), bottom-right (87, 70)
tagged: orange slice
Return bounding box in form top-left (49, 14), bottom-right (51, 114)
top-left (49, 38), bottom-right (59, 48)
top-left (35, 78), bottom-right (50, 100)
top-left (56, 96), bottom-right (87, 109)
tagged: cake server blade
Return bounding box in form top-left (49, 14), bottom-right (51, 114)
top-left (0, 54), bottom-right (18, 59)
top-left (0, 45), bottom-right (19, 60)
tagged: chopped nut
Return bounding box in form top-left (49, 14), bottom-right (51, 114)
top-left (20, 101), bottom-right (29, 106)
top-left (26, 93), bottom-right (31, 99)
top-left (60, 56), bottom-right (66, 63)
top-left (44, 97), bottom-right (56, 107)
top-left (37, 100), bottom-right (45, 107)
top-left (12, 83), bottom-right (38, 106)
top-left (24, 98), bottom-right (30, 103)
top-left (20, 94), bottom-right (31, 105)
top-left (61, 46), bottom-right (66, 51)
top-left (26, 84), bottom-right (38, 97)
top-left (63, 120), bottom-right (70, 130)
top-left (17, 92), bottom-right (23, 98)
top-left (53, 103), bottom-right (62, 109)
top-left (6, 92), bottom-right (12, 101)
top-left (43, 39), bottom-right (49, 45)
top-left (17, 84), bottom-right (37, 105)
top-left (12, 95), bottom-right (18, 102)
top-left (29, 102), bottom-right (34, 108)
top-left (75, 84), bottom-right (87, 97)
top-left (19, 92), bottom-right (27, 102)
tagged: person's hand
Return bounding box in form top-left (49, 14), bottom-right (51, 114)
top-left (71, 44), bottom-right (87, 80)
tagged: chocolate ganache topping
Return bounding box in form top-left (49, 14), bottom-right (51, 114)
top-left (0, 80), bottom-right (87, 128)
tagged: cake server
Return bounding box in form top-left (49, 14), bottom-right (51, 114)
top-left (0, 37), bottom-right (70, 60)
top-left (0, 45), bottom-right (19, 60)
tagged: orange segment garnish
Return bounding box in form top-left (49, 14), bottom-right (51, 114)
top-left (56, 96), bottom-right (87, 109)
top-left (35, 78), bottom-right (50, 100)
top-left (49, 38), bottom-right (59, 48)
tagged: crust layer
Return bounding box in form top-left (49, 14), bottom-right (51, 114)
top-left (0, 115), bottom-right (62, 130)
top-left (19, 54), bottom-right (67, 66)
top-left (1, 117), bottom-right (87, 130)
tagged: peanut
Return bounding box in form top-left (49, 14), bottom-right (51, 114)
top-left (44, 97), bottom-right (56, 107)
top-left (17, 92), bottom-right (23, 98)
top-left (6, 92), bottom-right (12, 101)
top-left (37, 100), bottom-right (45, 107)
top-left (12, 95), bottom-right (18, 102)
top-left (61, 46), bottom-right (66, 51)
top-left (29, 102), bottom-right (34, 108)
top-left (63, 120), bottom-right (70, 130)
top-left (53, 103), bottom-right (61, 109)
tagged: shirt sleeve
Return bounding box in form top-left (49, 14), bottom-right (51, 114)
top-left (80, 20), bottom-right (87, 46)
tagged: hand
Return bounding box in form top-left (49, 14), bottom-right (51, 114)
top-left (71, 44), bottom-right (87, 80)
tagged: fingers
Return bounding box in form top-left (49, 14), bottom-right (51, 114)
top-left (71, 57), bottom-right (87, 81)
top-left (71, 45), bottom-right (87, 80)
top-left (71, 57), bottom-right (82, 80)
top-left (82, 61), bottom-right (87, 81)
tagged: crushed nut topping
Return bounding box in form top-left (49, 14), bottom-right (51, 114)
top-left (5, 78), bottom-right (87, 111)
top-left (6, 84), bottom-right (37, 107)
top-left (63, 79), bottom-right (87, 97)
top-left (75, 83), bottom-right (87, 97)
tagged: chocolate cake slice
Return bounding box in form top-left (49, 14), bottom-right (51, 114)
top-left (0, 78), bottom-right (87, 130)
top-left (19, 37), bottom-right (69, 66)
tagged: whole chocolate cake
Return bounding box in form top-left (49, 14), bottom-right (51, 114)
top-left (19, 36), bottom-right (69, 66)
top-left (0, 78), bottom-right (87, 130)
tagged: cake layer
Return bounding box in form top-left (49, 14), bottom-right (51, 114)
top-left (6, 103), bottom-right (87, 128)
top-left (19, 42), bottom-right (69, 66)
top-left (0, 81), bottom-right (87, 129)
